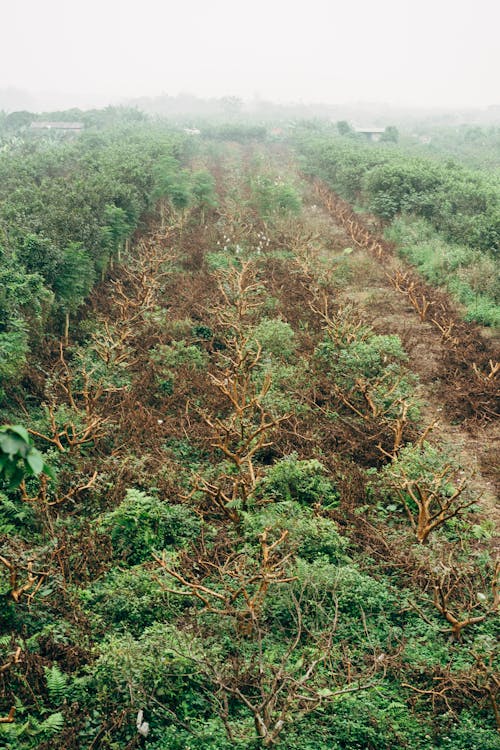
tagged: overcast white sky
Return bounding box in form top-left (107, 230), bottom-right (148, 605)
top-left (1, 0), bottom-right (499, 108)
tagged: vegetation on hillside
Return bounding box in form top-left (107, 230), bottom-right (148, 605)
top-left (0, 112), bottom-right (498, 749)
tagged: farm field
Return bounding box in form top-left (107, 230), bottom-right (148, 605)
top-left (0, 117), bottom-right (499, 749)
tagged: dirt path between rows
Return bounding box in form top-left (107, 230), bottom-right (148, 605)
top-left (300, 179), bottom-right (499, 544)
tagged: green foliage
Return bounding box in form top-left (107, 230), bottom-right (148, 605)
top-left (0, 425), bottom-right (54, 488)
top-left (150, 340), bottom-right (208, 393)
top-left (380, 125), bottom-right (399, 143)
top-left (90, 622), bottom-right (212, 728)
top-left (258, 454), bottom-right (339, 509)
top-left (53, 243), bottom-right (95, 314)
top-left (151, 340), bottom-right (207, 371)
top-left (386, 215), bottom-right (499, 326)
top-left (243, 501), bottom-right (348, 563)
top-left (15, 233), bottom-right (62, 283)
top-left (315, 326), bottom-right (417, 424)
top-left (251, 175), bottom-right (302, 218)
top-left (0, 491), bottom-right (36, 536)
top-left (100, 203), bottom-right (131, 262)
top-left (0, 255), bottom-right (51, 387)
top-left (153, 156), bottom-right (192, 210)
top-left (296, 132), bottom-right (500, 252)
top-left (99, 489), bottom-right (201, 564)
top-left (80, 566), bottom-right (183, 634)
top-left (191, 170), bottom-right (218, 211)
top-left (336, 120), bottom-right (353, 136)
top-left (0, 710), bottom-right (65, 748)
top-left (0, 120), bottom-right (187, 358)
top-left (44, 664), bottom-right (69, 704)
top-left (380, 441), bottom-right (458, 489)
top-left (325, 334), bottom-right (408, 384)
top-left (249, 317), bottom-right (296, 361)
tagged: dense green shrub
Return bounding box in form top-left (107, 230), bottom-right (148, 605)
top-left (258, 454), bottom-right (339, 508)
top-left (249, 317), bottom-right (296, 360)
top-left (99, 489), bottom-right (201, 564)
top-left (79, 566), bottom-right (183, 634)
top-left (243, 501), bottom-right (348, 562)
top-left (251, 175), bottom-right (302, 218)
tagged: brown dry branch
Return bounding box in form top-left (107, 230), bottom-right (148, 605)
top-left (387, 464), bottom-right (476, 543)
top-left (28, 405), bottom-right (108, 455)
top-left (472, 360), bottom-right (500, 383)
top-left (213, 261), bottom-right (266, 328)
top-left (403, 650), bottom-right (500, 731)
top-left (19, 471), bottom-right (97, 507)
top-left (90, 320), bottom-right (141, 369)
top-left (308, 293), bottom-right (368, 347)
top-left (474, 653), bottom-right (500, 732)
top-left (378, 415), bottom-right (438, 462)
top-left (154, 528), bottom-right (295, 628)
top-left (406, 289), bottom-right (435, 322)
top-left (389, 269), bottom-right (412, 294)
top-left (208, 593), bottom-right (382, 746)
top-left (330, 373), bottom-right (408, 426)
top-left (0, 645), bottom-right (21, 676)
top-left (431, 315), bottom-right (458, 343)
top-left (191, 336), bottom-right (290, 518)
top-left (0, 707), bottom-right (16, 724)
top-left (431, 558), bottom-right (499, 641)
top-left (0, 556), bottom-right (46, 604)
top-left (27, 344), bottom-right (113, 455)
top-left (155, 555), bottom-right (382, 746)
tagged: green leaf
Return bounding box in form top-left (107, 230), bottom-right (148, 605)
top-left (42, 463), bottom-right (57, 481)
top-left (0, 434), bottom-right (20, 458)
top-left (6, 425), bottom-right (31, 443)
top-left (26, 450), bottom-right (44, 475)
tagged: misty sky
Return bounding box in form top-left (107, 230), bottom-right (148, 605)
top-left (2, 0), bottom-right (499, 108)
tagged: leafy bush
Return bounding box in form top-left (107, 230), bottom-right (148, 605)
top-left (0, 424), bottom-right (54, 488)
top-left (90, 622), bottom-right (213, 727)
top-left (258, 454), bottom-right (339, 509)
top-left (80, 566), bottom-right (183, 634)
top-left (151, 340), bottom-right (207, 371)
top-left (243, 501), bottom-right (348, 563)
top-left (249, 317), bottom-right (296, 361)
top-left (317, 333), bottom-right (408, 383)
top-left (99, 489), bottom-right (201, 564)
top-left (251, 175), bottom-right (302, 218)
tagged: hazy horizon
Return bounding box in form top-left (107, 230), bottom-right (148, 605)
top-left (2, 0), bottom-right (499, 112)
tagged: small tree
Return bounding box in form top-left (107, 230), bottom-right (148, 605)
top-left (101, 203), bottom-right (131, 267)
top-left (379, 442), bottom-right (476, 543)
top-left (336, 120), bottom-right (353, 137)
top-left (53, 243), bottom-right (95, 343)
top-left (381, 126), bottom-right (399, 143)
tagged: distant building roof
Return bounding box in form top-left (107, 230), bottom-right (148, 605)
top-left (354, 127), bottom-right (386, 134)
top-left (30, 122), bottom-right (84, 130)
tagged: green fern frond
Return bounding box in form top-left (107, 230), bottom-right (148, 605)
top-left (0, 635), bottom-right (12, 649)
top-left (39, 711), bottom-right (65, 736)
top-left (44, 665), bottom-right (68, 704)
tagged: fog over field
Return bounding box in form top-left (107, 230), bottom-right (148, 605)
top-left (1, 0), bottom-right (499, 113)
